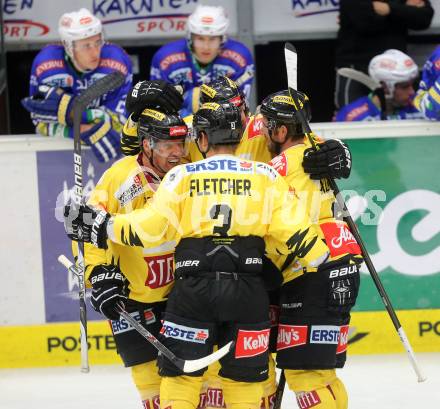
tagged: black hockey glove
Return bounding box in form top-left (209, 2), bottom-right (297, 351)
top-left (302, 139), bottom-right (352, 180)
top-left (63, 202), bottom-right (110, 249)
top-left (126, 80), bottom-right (183, 121)
top-left (317, 256), bottom-right (361, 315)
top-left (89, 264), bottom-right (127, 321)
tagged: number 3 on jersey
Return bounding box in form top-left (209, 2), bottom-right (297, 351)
top-left (210, 204), bottom-right (232, 235)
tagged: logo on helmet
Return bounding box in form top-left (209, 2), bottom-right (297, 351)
top-left (201, 102), bottom-right (221, 111)
top-left (169, 126), bottom-right (188, 137)
top-left (273, 95), bottom-right (295, 106)
top-left (201, 84), bottom-right (217, 99)
top-left (80, 16), bottom-right (93, 25)
top-left (142, 109), bottom-right (166, 121)
top-left (201, 16), bottom-right (214, 24)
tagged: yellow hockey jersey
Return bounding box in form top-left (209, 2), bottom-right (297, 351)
top-left (109, 154), bottom-right (330, 271)
top-left (186, 114), bottom-right (272, 163)
top-left (84, 154), bottom-right (176, 303)
top-left (268, 139), bottom-right (361, 283)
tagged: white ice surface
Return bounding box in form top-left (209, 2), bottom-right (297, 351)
top-left (0, 353), bottom-right (439, 408)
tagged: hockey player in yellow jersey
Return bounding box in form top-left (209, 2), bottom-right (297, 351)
top-left (186, 76), bottom-right (272, 164)
top-left (64, 101), bottom-right (362, 409)
top-left (121, 76), bottom-right (271, 165)
top-left (79, 82), bottom-right (189, 409)
top-left (259, 90), bottom-right (363, 409)
top-left (120, 77), bottom-right (275, 409)
top-left (193, 76), bottom-right (277, 409)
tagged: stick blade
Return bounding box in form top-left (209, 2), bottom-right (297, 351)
top-left (74, 71), bottom-right (126, 111)
top-left (284, 42), bottom-right (298, 90)
top-left (182, 341), bottom-right (235, 373)
top-left (337, 67), bottom-right (380, 91)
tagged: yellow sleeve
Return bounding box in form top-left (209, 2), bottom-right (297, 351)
top-left (109, 165), bottom-right (184, 247)
top-left (121, 116), bottom-right (141, 156)
top-left (265, 175), bottom-right (329, 270)
top-left (79, 168), bottom-right (115, 283)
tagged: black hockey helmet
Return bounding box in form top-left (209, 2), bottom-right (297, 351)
top-left (200, 76), bottom-right (247, 112)
top-left (138, 108), bottom-right (188, 145)
top-left (260, 89), bottom-right (311, 130)
top-left (193, 102), bottom-right (242, 145)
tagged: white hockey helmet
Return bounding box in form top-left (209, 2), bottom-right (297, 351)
top-left (187, 5), bottom-right (229, 38)
top-left (58, 8), bottom-right (103, 59)
top-left (368, 49), bottom-right (418, 97)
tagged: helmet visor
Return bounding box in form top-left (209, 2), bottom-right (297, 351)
top-left (148, 135), bottom-right (189, 159)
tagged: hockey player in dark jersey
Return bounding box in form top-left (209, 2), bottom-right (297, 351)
top-left (150, 5), bottom-right (254, 117)
top-left (21, 8), bottom-right (132, 162)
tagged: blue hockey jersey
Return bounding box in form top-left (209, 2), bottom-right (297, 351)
top-left (150, 38), bottom-right (254, 115)
top-left (414, 45), bottom-right (440, 120)
top-left (29, 43), bottom-right (132, 134)
top-left (335, 95), bottom-right (424, 121)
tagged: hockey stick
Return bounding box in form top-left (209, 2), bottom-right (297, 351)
top-left (71, 71), bottom-right (125, 372)
top-left (337, 67), bottom-right (387, 120)
top-left (285, 43), bottom-right (426, 383)
top-left (273, 371), bottom-right (286, 409)
top-left (58, 255), bottom-right (234, 373)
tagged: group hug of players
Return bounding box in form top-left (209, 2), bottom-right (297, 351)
top-left (64, 74), bottom-right (363, 409)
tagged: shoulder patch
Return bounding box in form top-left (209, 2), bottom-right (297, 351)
top-left (160, 52), bottom-right (187, 70)
top-left (345, 102), bottom-right (369, 121)
top-left (268, 152), bottom-right (288, 177)
top-left (219, 49), bottom-right (246, 68)
top-left (256, 162), bottom-right (278, 181)
top-left (35, 60), bottom-right (65, 77)
top-left (99, 58), bottom-right (128, 75)
top-left (246, 115), bottom-right (264, 140)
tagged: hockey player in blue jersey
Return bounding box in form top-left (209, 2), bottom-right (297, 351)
top-left (21, 8), bottom-right (132, 162)
top-left (414, 45), bottom-right (440, 120)
top-left (336, 49), bottom-right (424, 121)
top-left (150, 4), bottom-right (254, 117)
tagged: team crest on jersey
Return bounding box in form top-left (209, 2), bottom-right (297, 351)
top-left (169, 67), bottom-right (192, 84)
top-left (269, 153), bottom-right (288, 176)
